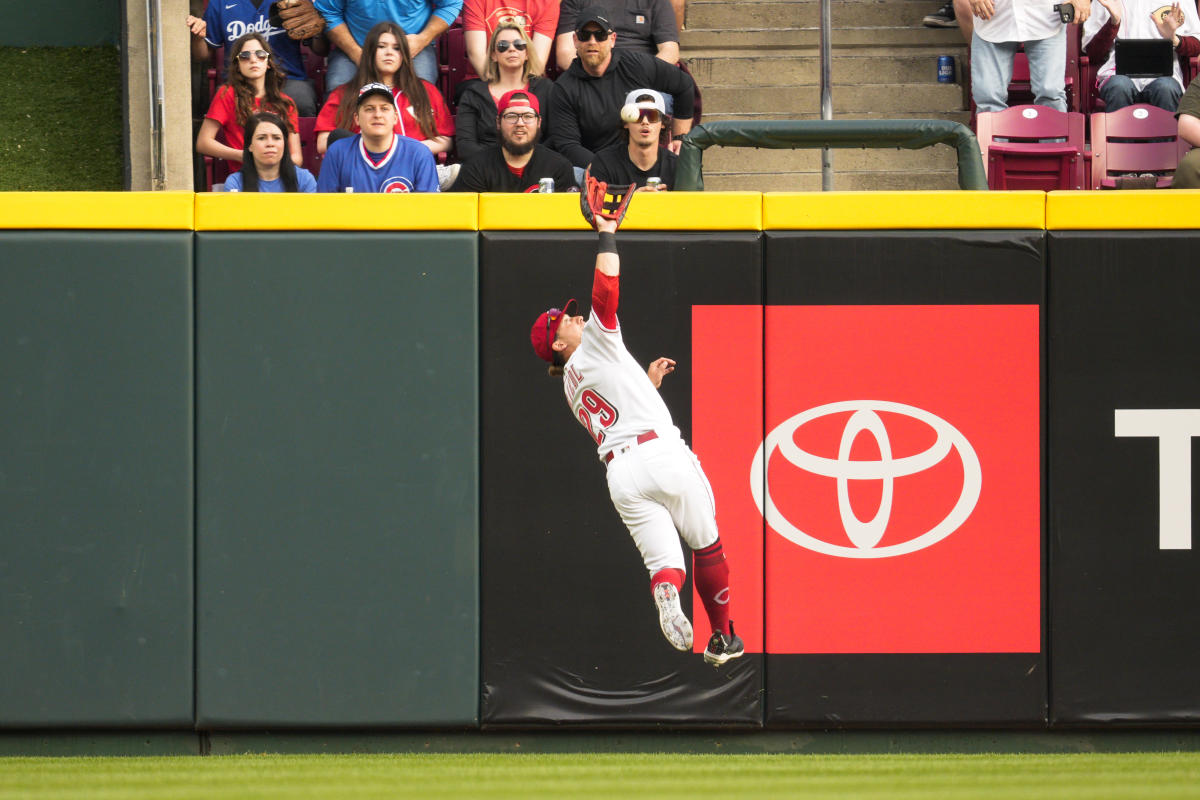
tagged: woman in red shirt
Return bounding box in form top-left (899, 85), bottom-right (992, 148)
top-left (196, 32), bottom-right (301, 172)
top-left (315, 21), bottom-right (454, 157)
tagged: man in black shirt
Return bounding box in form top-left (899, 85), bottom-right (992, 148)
top-left (548, 5), bottom-right (694, 170)
top-left (450, 89), bottom-right (578, 192)
top-left (554, 0), bottom-right (680, 70)
top-left (589, 88), bottom-right (676, 190)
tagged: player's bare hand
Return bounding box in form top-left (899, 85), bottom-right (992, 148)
top-left (595, 215), bottom-right (618, 234)
top-left (186, 14), bottom-right (207, 37)
top-left (647, 357), bottom-right (676, 389)
top-left (970, 0), bottom-right (995, 20)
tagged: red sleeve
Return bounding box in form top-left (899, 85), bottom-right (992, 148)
top-left (533, 0), bottom-right (560, 38)
top-left (315, 85), bottom-right (344, 132)
top-left (592, 270), bottom-right (619, 329)
top-left (424, 81), bottom-right (457, 136)
top-left (285, 99), bottom-right (300, 134)
top-left (1084, 18), bottom-right (1119, 66)
top-left (1178, 35), bottom-right (1200, 59)
top-left (462, 0), bottom-right (486, 30)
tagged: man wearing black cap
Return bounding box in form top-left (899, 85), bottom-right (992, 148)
top-left (554, 0), bottom-right (680, 70)
top-left (450, 88), bottom-right (578, 192)
top-left (547, 5), bottom-right (695, 171)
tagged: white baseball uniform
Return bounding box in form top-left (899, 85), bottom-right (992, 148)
top-left (562, 313), bottom-right (720, 575)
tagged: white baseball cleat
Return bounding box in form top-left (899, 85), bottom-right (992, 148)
top-left (652, 582), bottom-right (693, 652)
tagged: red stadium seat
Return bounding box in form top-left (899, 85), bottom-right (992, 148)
top-left (1089, 103), bottom-right (1191, 188)
top-left (297, 116), bottom-right (322, 177)
top-left (976, 104), bottom-right (1086, 190)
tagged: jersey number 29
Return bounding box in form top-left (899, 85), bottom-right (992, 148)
top-left (577, 389), bottom-right (618, 444)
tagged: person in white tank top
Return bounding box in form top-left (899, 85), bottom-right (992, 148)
top-left (529, 209), bottom-right (745, 667)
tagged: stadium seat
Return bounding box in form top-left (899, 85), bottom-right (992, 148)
top-left (297, 116), bottom-right (322, 177)
top-left (1089, 103), bottom-right (1191, 188)
top-left (976, 104), bottom-right (1087, 190)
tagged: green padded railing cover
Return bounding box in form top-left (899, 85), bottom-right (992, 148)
top-left (676, 119), bottom-right (988, 191)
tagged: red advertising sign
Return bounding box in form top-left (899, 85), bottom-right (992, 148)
top-left (693, 305), bottom-right (1040, 654)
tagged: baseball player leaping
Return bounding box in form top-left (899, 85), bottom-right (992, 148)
top-left (529, 173), bottom-right (744, 667)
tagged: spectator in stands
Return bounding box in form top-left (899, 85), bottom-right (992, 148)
top-left (556, 0), bottom-right (680, 70)
top-left (969, 0), bottom-right (1091, 112)
top-left (1170, 74), bottom-right (1200, 184)
top-left (456, 22), bottom-right (554, 160)
top-left (197, 32), bottom-right (302, 173)
top-left (451, 89), bottom-right (577, 190)
top-left (314, 21), bottom-right (454, 158)
top-left (1084, 0), bottom-right (1199, 111)
top-left (313, 0), bottom-right (463, 89)
top-left (225, 112), bottom-right (318, 191)
top-left (186, 1), bottom-right (324, 116)
top-left (463, 0), bottom-right (559, 79)
top-left (588, 88), bottom-right (676, 189)
top-left (317, 82), bottom-right (441, 191)
top-left (549, 6), bottom-right (695, 172)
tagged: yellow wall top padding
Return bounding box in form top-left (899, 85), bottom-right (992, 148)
top-left (763, 191), bottom-right (1046, 230)
top-left (0, 192), bottom-right (195, 230)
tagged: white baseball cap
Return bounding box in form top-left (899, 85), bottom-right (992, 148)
top-left (622, 88), bottom-right (666, 115)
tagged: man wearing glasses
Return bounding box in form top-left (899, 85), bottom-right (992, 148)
top-left (450, 89), bottom-right (577, 191)
top-left (589, 89), bottom-right (676, 190)
top-left (548, 6), bottom-right (694, 173)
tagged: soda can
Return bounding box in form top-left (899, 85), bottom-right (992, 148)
top-left (538, 177), bottom-right (555, 193)
top-left (937, 55), bottom-right (955, 83)
top-left (645, 177), bottom-right (662, 190)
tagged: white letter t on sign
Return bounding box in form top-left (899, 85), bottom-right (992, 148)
top-left (1114, 409), bottom-right (1200, 550)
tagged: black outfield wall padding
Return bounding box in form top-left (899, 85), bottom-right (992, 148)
top-left (762, 231), bottom-right (1046, 725)
top-left (1047, 231), bottom-right (1200, 724)
top-left (0, 232), bottom-right (194, 726)
top-left (195, 232), bottom-right (479, 727)
top-left (480, 232), bottom-right (764, 726)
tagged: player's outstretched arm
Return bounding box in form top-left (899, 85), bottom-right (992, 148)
top-left (647, 357), bottom-right (676, 389)
top-left (595, 216), bottom-right (619, 277)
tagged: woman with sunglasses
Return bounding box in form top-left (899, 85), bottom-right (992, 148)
top-left (224, 112), bottom-right (317, 192)
top-left (196, 32), bottom-right (302, 173)
top-left (455, 21), bottom-right (553, 161)
top-left (314, 21), bottom-right (454, 158)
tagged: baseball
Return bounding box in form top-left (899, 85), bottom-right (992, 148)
top-left (620, 105), bottom-right (640, 123)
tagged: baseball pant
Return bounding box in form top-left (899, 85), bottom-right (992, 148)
top-left (605, 435), bottom-right (719, 575)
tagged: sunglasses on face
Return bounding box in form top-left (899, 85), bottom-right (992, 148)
top-left (237, 49), bottom-right (269, 61)
top-left (635, 109), bottom-right (661, 124)
top-left (495, 39), bottom-right (527, 52)
top-left (576, 28), bottom-right (608, 42)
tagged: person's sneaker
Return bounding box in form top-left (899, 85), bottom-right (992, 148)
top-left (923, 2), bottom-right (958, 27)
top-left (652, 582), bottom-right (693, 652)
top-left (437, 163), bottom-right (461, 191)
top-left (703, 621), bottom-right (745, 667)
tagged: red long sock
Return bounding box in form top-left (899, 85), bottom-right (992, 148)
top-left (693, 541), bottom-right (731, 636)
top-left (650, 567), bottom-right (685, 594)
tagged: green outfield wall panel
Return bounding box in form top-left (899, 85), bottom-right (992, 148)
top-left (0, 232), bottom-right (194, 726)
top-left (195, 232), bottom-right (478, 727)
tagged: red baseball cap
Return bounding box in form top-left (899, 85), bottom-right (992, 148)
top-left (530, 299), bottom-right (578, 363)
top-left (498, 89), bottom-right (540, 116)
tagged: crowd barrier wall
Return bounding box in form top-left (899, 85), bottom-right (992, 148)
top-left (0, 191), bottom-right (1197, 731)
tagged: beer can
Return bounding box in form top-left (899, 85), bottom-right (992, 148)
top-left (937, 55), bottom-right (955, 84)
top-left (538, 178), bottom-right (555, 193)
top-left (645, 177), bottom-right (662, 190)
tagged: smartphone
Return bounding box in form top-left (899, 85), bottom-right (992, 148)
top-left (1053, 2), bottom-right (1075, 22)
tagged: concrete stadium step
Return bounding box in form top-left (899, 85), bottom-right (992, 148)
top-left (702, 83), bottom-right (963, 115)
top-left (702, 170), bottom-right (960, 191)
top-left (682, 27), bottom-right (965, 50)
top-left (685, 0), bottom-right (942, 32)
top-left (700, 144), bottom-right (959, 173)
top-left (686, 52), bottom-right (967, 88)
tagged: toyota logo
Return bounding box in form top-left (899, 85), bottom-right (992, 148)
top-left (751, 400), bottom-right (982, 558)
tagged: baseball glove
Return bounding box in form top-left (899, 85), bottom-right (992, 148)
top-left (270, 0), bottom-right (326, 40)
top-left (580, 168), bottom-right (635, 231)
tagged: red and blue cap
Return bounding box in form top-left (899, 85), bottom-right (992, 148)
top-left (530, 298), bottom-right (578, 363)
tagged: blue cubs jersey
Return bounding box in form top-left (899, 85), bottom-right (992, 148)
top-left (316, 133), bottom-right (440, 193)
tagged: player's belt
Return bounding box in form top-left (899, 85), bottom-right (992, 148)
top-left (604, 431), bottom-right (659, 464)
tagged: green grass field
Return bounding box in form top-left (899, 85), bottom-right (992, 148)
top-left (2, 752), bottom-right (1200, 799)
